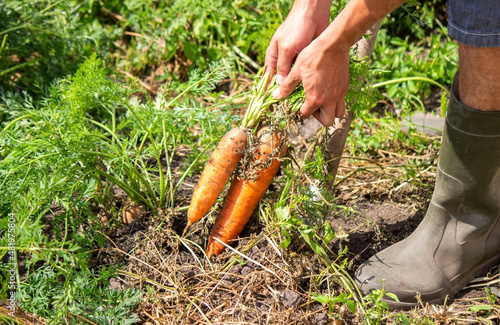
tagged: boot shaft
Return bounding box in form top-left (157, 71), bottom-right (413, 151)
top-left (435, 81), bottom-right (500, 237)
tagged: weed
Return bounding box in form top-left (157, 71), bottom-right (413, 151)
top-left (19, 265), bottom-right (143, 324)
top-left (361, 283), bottom-right (397, 324)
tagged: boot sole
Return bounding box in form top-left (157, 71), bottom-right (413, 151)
top-left (383, 254), bottom-right (500, 310)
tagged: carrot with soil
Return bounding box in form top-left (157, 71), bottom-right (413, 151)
top-left (183, 72), bottom-right (280, 235)
top-left (184, 127), bottom-right (247, 235)
top-left (206, 127), bottom-right (287, 257)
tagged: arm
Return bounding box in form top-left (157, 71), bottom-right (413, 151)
top-left (266, 0), bottom-right (406, 126)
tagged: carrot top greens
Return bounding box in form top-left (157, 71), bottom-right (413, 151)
top-left (241, 71), bottom-right (306, 131)
top-left (241, 72), bottom-right (279, 129)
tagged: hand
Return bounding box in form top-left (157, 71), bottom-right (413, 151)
top-left (265, 0), bottom-right (349, 127)
top-left (265, 0), bottom-right (405, 126)
top-left (265, 0), bottom-right (331, 83)
top-left (273, 40), bottom-right (350, 126)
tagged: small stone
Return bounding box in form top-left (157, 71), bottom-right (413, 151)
top-left (315, 312), bottom-right (328, 325)
top-left (109, 278), bottom-right (122, 290)
top-left (280, 289), bottom-right (302, 309)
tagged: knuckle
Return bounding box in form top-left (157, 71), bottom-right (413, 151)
top-left (276, 62), bottom-right (290, 74)
top-left (310, 95), bottom-right (325, 108)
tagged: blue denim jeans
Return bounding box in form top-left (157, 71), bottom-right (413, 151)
top-left (448, 0), bottom-right (500, 47)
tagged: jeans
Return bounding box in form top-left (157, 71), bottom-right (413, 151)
top-left (448, 0), bottom-right (500, 47)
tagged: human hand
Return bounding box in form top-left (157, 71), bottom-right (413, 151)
top-left (265, 0), bottom-right (350, 126)
top-left (264, 0), bottom-right (331, 84)
top-left (272, 40), bottom-right (350, 126)
top-left (266, 0), bottom-right (405, 126)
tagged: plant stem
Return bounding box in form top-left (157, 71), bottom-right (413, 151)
top-left (240, 71), bottom-right (279, 129)
top-left (372, 76), bottom-right (449, 94)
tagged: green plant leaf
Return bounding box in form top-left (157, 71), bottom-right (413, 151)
top-left (469, 305), bottom-right (495, 312)
top-left (311, 293), bottom-right (330, 304)
top-left (385, 292), bottom-right (400, 302)
top-left (183, 41), bottom-right (199, 62)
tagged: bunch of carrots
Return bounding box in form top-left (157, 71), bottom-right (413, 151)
top-left (183, 72), bottom-right (300, 258)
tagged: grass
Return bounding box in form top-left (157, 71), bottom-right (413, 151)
top-left (1, 0), bottom-right (499, 324)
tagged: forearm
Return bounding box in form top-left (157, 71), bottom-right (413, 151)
top-left (317, 0), bottom-right (407, 52)
top-left (289, 0), bottom-right (334, 17)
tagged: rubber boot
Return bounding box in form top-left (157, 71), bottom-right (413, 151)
top-left (354, 76), bottom-right (500, 309)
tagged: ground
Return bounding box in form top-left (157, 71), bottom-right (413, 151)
top-left (9, 107), bottom-right (500, 325)
top-left (99, 119), bottom-right (500, 324)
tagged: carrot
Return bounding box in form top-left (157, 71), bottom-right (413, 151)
top-left (183, 72), bottom-right (280, 236)
top-left (183, 127), bottom-right (247, 235)
top-left (206, 127), bottom-right (287, 257)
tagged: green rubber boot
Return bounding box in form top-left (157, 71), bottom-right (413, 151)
top-left (354, 78), bottom-right (500, 309)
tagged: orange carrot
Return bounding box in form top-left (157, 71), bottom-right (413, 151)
top-left (206, 128), bottom-right (287, 257)
top-left (183, 127), bottom-right (247, 235)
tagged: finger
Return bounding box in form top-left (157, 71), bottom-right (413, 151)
top-left (298, 96), bottom-right (317, 119)
top-left (264, 40), bottom-right (279, 79)
top-left (313, 105), bottom-right (337, 127)
top-left (273, 69), bottom-right (302, 100)
top-left (335, 98), bottom-right (346, 118)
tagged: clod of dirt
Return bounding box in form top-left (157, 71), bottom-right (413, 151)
top-left (241, 265), bottom-right (253, 276)
top-left (280, 289), bottom-right (302, 309)
top-left (122, 204), bottom-right (146, 224)
top-left (109, 278), bottom-right (122, 290)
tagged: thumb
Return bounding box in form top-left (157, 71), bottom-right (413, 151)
top-left (273, 69), bottom-right (301, 100)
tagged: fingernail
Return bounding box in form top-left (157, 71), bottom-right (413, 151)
top-left (276, 75), bottom-right (284, 85)
top-left (272, 88), bottom-right (281, 99)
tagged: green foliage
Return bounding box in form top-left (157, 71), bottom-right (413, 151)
top-left (371, 27), bottom-right (458, 112)
top-left (19, 265), bottom-right (143, 324)
top-left (347, 107), bottom-right (441, 157)
top-left (347, 56), bottom-right (379, 115)
top-left (85, 0), bottom-right (293, 75)
top-left (382, 0), bottom-right (447, 41)
top-left (484, 286), bottom-right (498, 305)
top-left (0, 176), bottom-right (143, 323)
top-left (0, 55), bottom-right (237, 323)
top-left (361, 284), bottom-right (396, 324)
top-left (0, 0), bottom-right (106, 98)
top-left (0, 54), bottom-right (232, 210)
top-left (312, 291), bottom-right (356, 315)
top-left (369, 1), bottom-right (458, 113)
top-left (0, 0), bottom-right (294, 105)
top-left (266, 160), bottom-right (363, 319)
